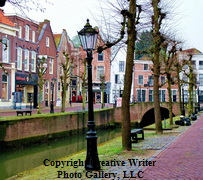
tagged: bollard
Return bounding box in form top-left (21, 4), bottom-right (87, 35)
top-left (190, 113), bottom-right (197, 121)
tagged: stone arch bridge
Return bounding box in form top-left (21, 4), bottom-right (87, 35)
top-left (114, 102), bottom-right (181, 127)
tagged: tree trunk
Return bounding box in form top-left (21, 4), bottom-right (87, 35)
top-left (176, 64), bottom-right (183, 115)
top-left (37, 79), bottom-right (43, 114)
top-left (121, 0), bottom-right (136, 151)
top-left (61, 82), bottom-right (67, 112)
top-left (153, 70), bottom-right (162, 133)
top-left (152, 0), bottom-right (163, 134)
top-left (188, 78), bottom-right (193, 116)
top-left (167, 76), bottom-right (173, 125)
top-left (188, 57), bottom-right (194, 116)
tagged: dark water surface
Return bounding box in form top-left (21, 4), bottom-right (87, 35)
top-left (0, 128), bottom-right (121, 180)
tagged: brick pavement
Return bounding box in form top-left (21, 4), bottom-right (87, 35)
top-left (133, 115), bottom-right (203, 180)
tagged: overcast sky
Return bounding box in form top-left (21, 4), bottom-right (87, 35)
top-left (3, 0), bottom-right (203, 52)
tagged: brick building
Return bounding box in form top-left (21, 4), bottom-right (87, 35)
top-left (38, 19), bottom-right (57, 108)
top-left (5, 13), bottom-right (40, 109)
top-left (134, 56), bottom-right (179, 103)
top-left (0, 10), bottom-right (18, 108)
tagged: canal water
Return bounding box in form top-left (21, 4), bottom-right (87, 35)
top-left (0, 128), bottom-right (121, 180)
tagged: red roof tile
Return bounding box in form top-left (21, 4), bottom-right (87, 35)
top-left (181, 48), bottom-right (202, 54)
top-left (0, 9), bottom-right (15, 27)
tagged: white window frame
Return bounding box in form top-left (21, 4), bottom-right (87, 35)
top-left (2, 38), bottom-right (9, 63)
top-left (119, 61), bottom-right (125, 72)
top-left (97, 66), bottom-right (104, 80)
top-left (49, 58), bottom-right (54, 74)
top-left (18, 26), bottom-right (22, 38)
top-left (46, 37), bottom-right (50, 47)
top-left (32, 31), bottom-right (35, 43)
top-left (159, 89), bottom-right (166, 102)
top-left (25, 25), bottom-right (30, 41)
top-left (31, 51), bottom-right (36, 72)
top-left (24, 49), bottom-right (29, 71)
top-left (17, 47), bottom-right (22, 70)
top-left (138, 75), bottom-right (144, 85)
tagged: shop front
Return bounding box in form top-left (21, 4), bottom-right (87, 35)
top-left (15, 72), bottom-right (38, 109)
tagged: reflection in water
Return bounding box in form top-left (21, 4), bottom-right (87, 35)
top-left (0, 128), bottom-right (121, 180)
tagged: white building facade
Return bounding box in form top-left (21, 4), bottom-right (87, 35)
top-left (110, 47), bottom-right (134, 104)
top-left (179, 48), bottom-right (203, 103)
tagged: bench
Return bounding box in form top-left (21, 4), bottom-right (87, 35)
top-left (131, 128), bottom-right (144, 143)
top-left (16, 110), bottom-right (32, 116)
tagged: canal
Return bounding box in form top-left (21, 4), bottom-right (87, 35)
top-left (0, 128), bottom-right (121, 180)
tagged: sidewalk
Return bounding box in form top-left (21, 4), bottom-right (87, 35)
top-left (137, 114), bottom-right (203, 180)
top-left (0, 103), bottom-right (113, 116)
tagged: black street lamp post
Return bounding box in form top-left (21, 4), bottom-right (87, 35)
top-left (182, 86), bottom-right (185, 116)
top-left (78, 19), bottom-right (100, 170)
top-left (50, 78), bottom-right (56, 113)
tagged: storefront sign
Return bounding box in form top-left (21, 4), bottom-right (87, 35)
top-left (15, 72), bottom-right (38, 85)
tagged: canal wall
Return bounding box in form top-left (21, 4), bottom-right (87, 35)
top-left (0, 102), bottom-right (180, 150)
top-left (0, 108), bottom-right (119, 150)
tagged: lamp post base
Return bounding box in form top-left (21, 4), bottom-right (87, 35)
top-left (182, 109), bottom-right (185, 116)
top-left (50, 103), bottom-right (54, 113)
top-left (85, 133), bottom-right (100, 170)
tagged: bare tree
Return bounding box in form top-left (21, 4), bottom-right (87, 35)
top-left (29, 57), bottom-right (47, 114)
top-left (96, 0), bottom-right (141, 151)
top-left (60, 52), bottom-right (74, 112)
top-left (161, 39), bottom-right (181, 125)
top-left (78, 58), bottom-right (87, 111)
top-left (4, 0), bottom-right (51, 11)
top-left (150, 0), bottom-right (170, 134)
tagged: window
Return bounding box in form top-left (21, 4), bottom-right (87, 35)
top-left (149, 90), bottom-right (153, 102)
top-left (97, 66), bottom-right (104, 80)
top-left (172, 90), bottom-right (177, 102)
top-left (148, 75), bottom-right (153, 86)
top-left (32, 31), bottom-right (35, 43)
top-left (160, 76), bottom-right (166, 85)
top-left (182, 74), bottom-right (188, 84)
top-left (2, 38), bottom-right (9, 63)
top-left (192, 60), bottom-right (196, 69)
top-left (137, 89), bottom-right (146, 102)
top-left (199, 74), bottom-right (203, 86)
top-left (183, 90), bottom-right (188, 102)
top-left (18, 26), bottom-right (22, 38)
top-left (144, 64), bottom-right (148, 70)
top-left (49, 58), bottom-right (54, 74)
top-left (25, 25), bottom-right (30, 41)
top-left (46, 37), bottom-right (50, 47)
top-left (159, 90), bottom-right (166, 102)
top-left (98, 53), bottom-right (103, 61)
top-left (199, 61), bottom-right (203, 70)
top-left (119, 61), bottom-right (125, 72)
top-left (115, 74), bottom-right (119, 84)
top-left (17, 47), bottom-right (22, 70)
top-left (31, 51), bottom-right (36, 72)
top-left (138, 75), bottom-right (143, 85)
top-left (2, 74), bottom-right (8, 100)
top-left (24, 49), bottom-right (29, 71)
